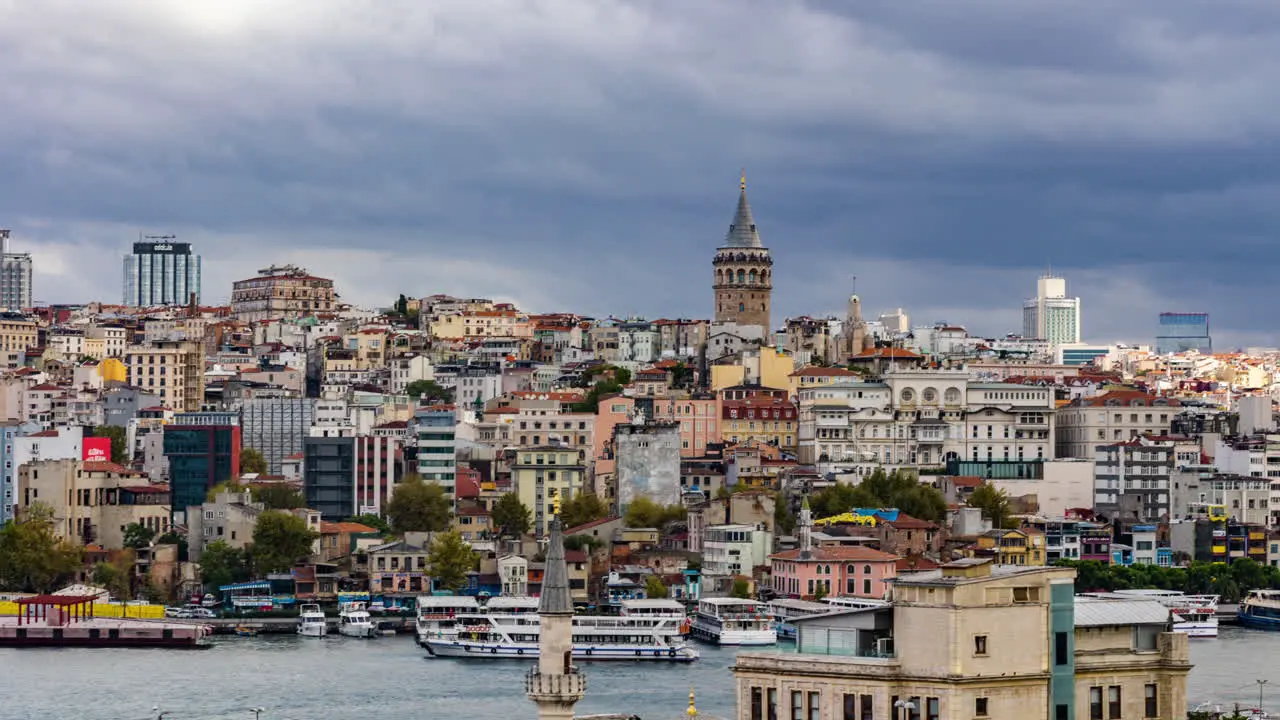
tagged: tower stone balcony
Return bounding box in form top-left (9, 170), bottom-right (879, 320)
top-left (526, 668), bottom-right (586, 703)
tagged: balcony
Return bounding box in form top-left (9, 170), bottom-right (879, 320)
top-left (525, 669), bottom-right (586, 701)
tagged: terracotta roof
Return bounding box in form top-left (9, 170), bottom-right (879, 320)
top-left (948, 476), bottom-right (983, 488)
top-left (895, 556), bottom-right (941, 572)
top-left (771, 546), bottom-right (898, 562)
top-left (81, 461), bottom-right (131, 474)
top-left (564, 550), bottom-right (588, 563)
top-left (28, 383), bottom-right (60, 391)
top-left (28, 430), bottom-right (60, 437)
top-left (320, 521), bottom-right (378, 535)
top-left (882, 515), bottom-right (938, 530)
top-left (565, 516), bottom-right (621, 534)
top-left (850, 347), bottom-right (922, 360)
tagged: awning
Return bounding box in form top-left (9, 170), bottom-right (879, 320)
top-left (219, 581), bottom-right (272, 592)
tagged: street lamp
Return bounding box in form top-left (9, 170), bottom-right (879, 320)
top-left (250, 709), bottom-right (265, 720)
top-left (1257, 680), bottom-right (1269, 713)
top-left (893, 699), bottom-right (916, 720)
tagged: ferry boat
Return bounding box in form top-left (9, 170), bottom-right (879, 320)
top-left (338, 602), bottom-right (376, 638)
top-left (1111, 590), bottom-right (1219, 637)
top-left (767, 599), bottom-right (832, 641)
top-left (415, 595), bottom-right (480, 647)
top-left (689, 597), bottom-right (776, 646)
top-left (823, 597), bottom-right (891, 611)
top-left (297, 604), bottom-right (328, 637)
top-left (424, 597), bottom-right (698, 661)
top-left (1238, 589), bottom-right (1280, 631)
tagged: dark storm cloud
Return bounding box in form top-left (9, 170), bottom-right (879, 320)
top-left (1, 1), bottom-right (1279, 346)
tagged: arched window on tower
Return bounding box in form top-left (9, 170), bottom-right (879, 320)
top-left (736, 269), bottom-right (745, 283)
top-left (749, 269), bottom-right (758, 284)
top-left (739, 302), bottom-right (745, 312)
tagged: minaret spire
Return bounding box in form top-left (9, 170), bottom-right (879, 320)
top-left (799, 495), bottom-right (813, 559)
top-left (527, 518), bottom-right (585, 720)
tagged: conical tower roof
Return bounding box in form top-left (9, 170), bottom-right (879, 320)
top-left (722, 173), bottom-right (763, 249)
top-left (538, 517), bottom-right (573, 615)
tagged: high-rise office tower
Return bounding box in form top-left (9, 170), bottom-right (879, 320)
top-left (0, 229), bottom-right (33, 311)
top-left (1156, 312), bottom-right (1211, 355)
top-left (123, 236), bottom-right (202, 307)
top-left (1022, 274), bottom-right (1081, 344)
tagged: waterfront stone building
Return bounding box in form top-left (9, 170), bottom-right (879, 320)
top-left (713, 175), bottom-right (773, 332)
top-left (732, 560), bottom-right (1190, 720)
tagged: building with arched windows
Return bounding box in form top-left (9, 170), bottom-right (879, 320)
top-left (713, 175), bottom-right (773, 331)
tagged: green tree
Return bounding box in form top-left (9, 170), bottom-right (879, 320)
top-left (394, 293), bottom-right (408, 315)
top-left (714, 485), bottom-right (731, 500)
top-left (405, 380), bottom-right (453, 403)
top-left (625, 496), bottom-right (666, 528)
top-left (206, 480), bottom-right (246, 502)
top-left (645, 574), bottom-right (670, 599)
top-left (0, 504), bottom-right (83, 592)
top-left (491, 492), bottom-right (532, 538)
top-left (730, 577), bottom-right (752, 599)
top-left (967, 482), bottom-right (1014, 529)
top-left (810, 469), bottom-right (946, 523)
top-left (91, 549), bottom-right (135, 600)
top-left (240, 447), bottom-right (268, 475)
top-left (345, 514), bottom-right (391, 535)
top-left (813, 582), bottom-right (828, 601)
top-left (122, 522), bottom-right (156, 549)
top-left (199, 540), bottom-right (249, 590)
top-left (559, 492), bottom-right (610, 529)
top-left (773, 491), bottom-right (796, 534)
top-left (250, 511), bottom-right (318, 574)
top-left (564, 534), bottom-right (605, 553)
top-left (92, 425), bottom-right (129, 464)
top-left (386, 475), bottom-right (453, 533)
top-left (670, 362), bottom-right (695, 389)
top-left (252, 484), bottom-right (306, 510)
top-left (429, 530), bottom-right (475, 592)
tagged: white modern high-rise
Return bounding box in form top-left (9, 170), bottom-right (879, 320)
top-left (0, 230), bottom-right (33, 311)
top-left (1022, 274), bottom-right (1081, 344)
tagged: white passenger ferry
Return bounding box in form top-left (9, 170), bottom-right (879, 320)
top-left (767, 599), bottom-right (832, 640)
top-left (823, 597), bottom-right (891, 611)
top-left (424, 597), bottom-right (698, 662)
top-left (1112, 590), bottom-right (1219, 638)
top-left (689, 597), bottom-right (776, 646)
top-left (414, 595), bottom-right (481, 647)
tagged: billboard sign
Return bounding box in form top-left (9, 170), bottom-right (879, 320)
top-left (132, 242), bottom-right (191, 255)
top-left (83, 437), bottom-right (112, 463)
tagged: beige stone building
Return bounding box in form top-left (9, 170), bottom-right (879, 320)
top-left (713, 175), bottom-right (773, 331)
top-left (733, 560), bottom-right (1190, 720)
top-left (186, 490), bottom-right (264, 562)
top-left (0, 313), bottom-right (37, 354)
top-left (17, 458), bottom-right (171, 549)
top-left (124, 340), bottom-right (205, 412)
top-left (1056, 390), bottom-right (1181, 459)
top-left (230, 264), bottom-right (336, 322)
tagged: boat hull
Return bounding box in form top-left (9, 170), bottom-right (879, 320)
top-left (1238, 611), bottom-right (1280, 631)
top-left (425, 639), bottom-right (698, 662)
top-left (1173, 620), bottom-right (1218, 638)
top-left (339, 625), bottom-right (376, 638)
top-left (298, 623), bottom-right (327, 637)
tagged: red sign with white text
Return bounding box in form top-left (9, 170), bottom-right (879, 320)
top-left (83, 437), bottom-right (111, 463)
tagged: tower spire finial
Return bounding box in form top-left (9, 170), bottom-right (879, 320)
top-left (740, 168), bottom-right (746, 191)
top-left (688, 686), bottom-right (698, 717)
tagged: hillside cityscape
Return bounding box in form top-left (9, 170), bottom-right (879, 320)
top-left (0, 176), bottom-right (1274, 719)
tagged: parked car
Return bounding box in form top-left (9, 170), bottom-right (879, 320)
top-left (165, 607), bottom-right (194, 618)
top-left (187, 607), bottom-right (216, 619)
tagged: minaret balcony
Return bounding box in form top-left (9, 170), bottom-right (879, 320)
top-left (526, 669), bottom-right (587, 700)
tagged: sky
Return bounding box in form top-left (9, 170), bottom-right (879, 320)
top-left (3, 1), bottom-right (1280, 348)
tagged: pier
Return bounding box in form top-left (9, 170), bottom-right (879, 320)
top-left (181, 616), bottom-right (412, 635)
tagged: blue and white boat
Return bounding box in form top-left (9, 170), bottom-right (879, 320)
top-left (424, 597), bottom-right (698, 662)
top-left (1238, 589), bottom-right (1280, 630)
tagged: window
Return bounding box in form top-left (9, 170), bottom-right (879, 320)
top-left (1107, 686), bottom-right (1121, 719)
top-left (975, 698), bottom-right (989, 717)
top-left (751, 688), bottom-right (763, 720)
top-left (1056, 705), bottom-right (1068, 720)
top-left (925, 697), bottom-right (939, 720)
top-left (1090, 688), bottom-right (1103, 720)
top-left (843, 695), bottom-right (857, 720)
top-left (768, 689), bottom-right (778, 720)
top-left (974, 635), bottom-right (988, 655)
top-left (860, 695), bottom-right (873, 720)
top-left (808, 692), bottom-right (820, 720)
top-left (1144, 684), bottom-right (1157, 718)
top-left (791, 691), bottom-right (803, 720)
top-left (1054, 631), bottom-right (1069, 665)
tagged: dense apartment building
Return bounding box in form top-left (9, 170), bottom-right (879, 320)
top-left (17, 458), bottom-right (171, 549)
top-left (796, 370), bottom-right (1056, 470)
top-left (0, 312), bottom-right (37, 353)
top-left (239, 397), bottom-right (316, 474)
top-left (1094, 437), bottom-right (1175, 522)
top-left (230, 264), bottom-right (336, 322)
top-left (124, 340), bottom-right (206, 413)
top-left (415, 404), bottom-right (457, 500)
top-left (0, 230), bottom-right (32, 311)
top-left (1056, 391), bottom-right (1180, 459)
top-left (513, 446), bottom-right (586, 538)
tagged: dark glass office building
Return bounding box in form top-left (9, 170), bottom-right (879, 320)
top-left (1156, 312), bottom-right (1211, 355)
top-left (164, 412), bottom-right (241, 524)
top-left (123, 239), bottom-right (202, 307)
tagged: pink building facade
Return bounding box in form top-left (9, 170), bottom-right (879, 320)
top-left (592, 395), bottom-right (720, 462)
top-left (769, 546), bottom-right (899, 600)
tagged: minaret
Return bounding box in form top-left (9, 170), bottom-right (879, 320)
top-left (526, 518), bottom-right (584, 720)
top-left (712, 172), bottom-right (773, 331)
top-left (799, 496), bottom-right (813, 559)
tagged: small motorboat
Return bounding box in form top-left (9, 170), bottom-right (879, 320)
top-left (235, 625), bottom-right (258, 637)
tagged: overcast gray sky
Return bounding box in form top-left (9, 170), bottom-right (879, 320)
top-left (2, 1), bottom-right (1277, 347)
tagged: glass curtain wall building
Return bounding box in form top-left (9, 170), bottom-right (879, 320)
top-left (123, 239), bottom-right (202, 307)
top-left (1156, 313), bottom-right (1211, 354)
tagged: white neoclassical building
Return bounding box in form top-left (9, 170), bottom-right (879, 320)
top-left (797, 369), bottom-right (1057, 473)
